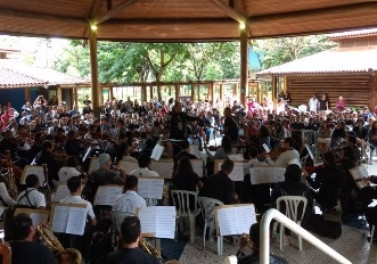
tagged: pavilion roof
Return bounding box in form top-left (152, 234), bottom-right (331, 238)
top-left (0, 60), bottom-right (89, 88)
top-left (256, 48), bottom-right (377, 76)
top-left (1, 1), bottom-right (377, 42)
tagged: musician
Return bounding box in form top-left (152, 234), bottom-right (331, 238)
top-left (0, 178), bottom-right (16, 206)
top-left (224, 223), bottom-right (287, 264)
top-left (64, 130), bottom-right (84, 157)
top-left (58, 156), bottom-right (82, 182)
top-left (199, 159), bottom-right (237, 205)
top-left (173, 157), bottom-right (203, 192)
top-left (91, 153), bottom-right (126, 185)
top-left (113, 175), bottom-right (146, 214)
top-left (205, 135), bottom-right (236, 162)
top-left (130, 153), bottom-right (159, 177)
top-left (9, 213), bottom-right (54, 264)
top-left (16, 174), bottom-right (46, 208)
top-left (265, 138), bottom-right (300, 167)
top-left (107, 216), bottom-right (160, 264)
top-left (223, 107), bottom-right (239, 143)
top-left (1, 107), bottom-right (10, 132)
top-left (48, 119), bottom-right (60, 135)
top-left (35, 140), bottom-right (63, 183)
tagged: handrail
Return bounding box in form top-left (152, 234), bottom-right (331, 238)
top-left (260, 208), bottom-right (352, 264)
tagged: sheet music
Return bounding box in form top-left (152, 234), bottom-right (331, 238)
top-left (66, 207), bottom-right (87, 236)
top-left (53, 184), bottom-right (70, 202)
top-left (151, 144), bottom-right (164, 161)
top-left (22, 165), bottom-right (44, 185)
top-left (217, 205), bottom-right (256, 236)
top-left (349, 166), bottom-right (370, 189)
top-left (117, 160), bottom-right (139, 174)
top-left (262, 143), bottom-right (270, 153)
top-left (51, 206), bottom-right (70, 233)
top-left (94, 185), bottom-right (123, 206)
top-left (228, 163), bottom-right (245, 181)
top-left (138, 178), bottom-right (164, 199)
top-left (249, 167), bottom-right (285, 184)
top-left (139, 206), bottom-right (157, 234)
top-left (150, 161), bottom-right (174, 179)
top-left (29, 212), bottom-right (49, 226)
top-left (155, 206), bottom-right (176, 239)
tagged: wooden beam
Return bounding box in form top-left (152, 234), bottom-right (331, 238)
top-left (207, 0), bottom-right (246, 23)
top-left (89, 31), bottom-right (100, 117)
top-left (240, 23), bottom-right (249, 108)
top-left (82, 0), bottom-right (103, 38)
top-left (95, 0), bottom-right (140, 24)
top-left (0, 8), bottom-right (86, 25)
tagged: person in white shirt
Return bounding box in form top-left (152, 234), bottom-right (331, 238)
top-left (308, 94), bottom-right (319, 114)
top-left (243, 147), bottom-right (267, 174)
top-left (0, 181), bottom-right (16, 206)
top-left (113, 175), bottom-right (146, 214)
top-left (265, 138), bottom-right (300, 167)
top-left (16, 174), bottom-right (46, 208)
top-left (130, 153), bottom-right (159, 177)
top-left (58, 156), bottom-right (82, 182)
top-left (59, 176), bottom-right (97, 226)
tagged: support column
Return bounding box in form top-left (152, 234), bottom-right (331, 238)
top-left (24, 87), bottom-right (30, 102)
top-left (191, 84), bottom-right (195, 103)
top-left (371, 71), bottom-right (377, 109)
top-left (89, 30), bottom-right (100, 117)
top-left (57, 86), bottom-right (62, 105)
top-left (149, 86), bottom-right (153, 100)
top-left (73, 86), bottom-right (78, 108)
top-left (240, 24), bottom-right (249, 107)
top-left (174, 84), bottom-right (180, 100)
top-left (219, 84), bottom-right (223, 101)
top-left (210, 83), bottom-right (214, 104)
top-left (141, 84), bottom-right (147, 102)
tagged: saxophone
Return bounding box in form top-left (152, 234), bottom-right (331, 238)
top-left (5, 150), bottom-right (17, 199)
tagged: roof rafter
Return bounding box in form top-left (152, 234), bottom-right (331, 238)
top-left (94, 0), bottom-right (141, 24)
top-left (207, 0), bottom-right (246, 23)
top-left (82, 0), bottom-right (103, 38)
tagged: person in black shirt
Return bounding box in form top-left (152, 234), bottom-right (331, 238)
top-left (107, 216), bottom-right (160, 264)
top-left (173, 157), bottom-right (202, 192)
top-left (318, 94), bottom-right (329, 113)
top-left (9, 213), bottom-right (54, 264)
top-left (223, 107), bottom-right (239, 144)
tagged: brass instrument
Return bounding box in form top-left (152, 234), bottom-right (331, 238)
top-left (42, 164), bottom-right (51, 209)
top-left (139, 237), bottom-right (163, 262)
top-left (5, 150), bottom-right (17, 199)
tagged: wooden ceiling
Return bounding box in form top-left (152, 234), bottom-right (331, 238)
top-left (1, 0), bottom-right (377, 42)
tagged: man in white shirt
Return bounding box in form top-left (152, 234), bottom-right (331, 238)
top-left (16, 174), bottom-right (46, 208)
top-left (265, 138), bottom-right (300, 167)
top-left (58, 156), bottom-right (82, 182)
top-left (308, 94), bottom-right (319, 114)
top-left (130, 153), bottom-right (159, 177)
top-left (113, 175), bottom-right (146, 214)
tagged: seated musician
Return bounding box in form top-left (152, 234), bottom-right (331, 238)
top-left (107, 216), bottom-right (160, 264)
top-left (0, 177), bottom-right (16, 206)
top-left (264, 138), bottom-right (300, 167)
top-left (91, 153), bottom-right (126, 185)
top-left (16, 174), bottom-right (46, 208)
top-left (113, 175), bottom-right (146, 214)
top-left (9, 213), bottom-right (54, 264)
top-left (173, 157), bottom-right (203, 192)
top-left (130, 153), bottom-right (159, 177)
top-left (58, 156), bottom-right (82, 182)
top-left (199, 159), bottom-right (237, 205)
top-left (59, 176), bottom-right (97, 261)
top-left (205, 135), bottom-right (236, 162)
top-left (223, 222), bottom-right (287, 264)
top-left (64, 130), bottom-right (84, 157)
top-left (115, 142), bottom-right (137, 163)
top-left (35, 140), bottom-right (63, 184)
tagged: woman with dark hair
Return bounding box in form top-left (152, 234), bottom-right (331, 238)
top-left (259, 125), bottom-right (271, 149)
top-left (173, 157), bottom-right (203, 192)
top-left (304, 151), bottom-right (345, 211)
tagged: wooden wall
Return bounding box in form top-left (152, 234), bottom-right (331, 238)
top-left (286, 73), bottom-right (376, 109)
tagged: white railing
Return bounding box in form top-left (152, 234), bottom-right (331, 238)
top-left (260, 208), bottom-right (352, 264)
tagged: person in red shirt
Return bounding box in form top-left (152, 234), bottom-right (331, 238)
top-left (1, 107), bottom-right (10, 131)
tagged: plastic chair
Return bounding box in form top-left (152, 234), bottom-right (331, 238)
top-left (276, 196), bottom-right (308, 251)
top-left (171, 190), bottom-right (201, 243)
top-left (112, 211), bottom-right (135, 236)
top-left (197, 197), bottom-right (224, 254)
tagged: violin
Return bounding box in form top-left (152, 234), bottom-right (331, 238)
top-left (268, 146), bottom-right (287, 160)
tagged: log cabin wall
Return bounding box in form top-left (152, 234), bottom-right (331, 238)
top-left (285, 73), bottom-right (375, 109)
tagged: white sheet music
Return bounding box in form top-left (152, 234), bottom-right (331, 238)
top-left (249, 167), bottom-right (285, 184)
top-left (138, 178), bottom-right (164, 199)
top-left (150, 161), bottom-right (174, 179)
top-left (156, 206), bottom-right (176, 239)
top-left (217, 205), bottom-right (256, 236)
top-left (51, 206), bottom-right (69, 233)
top-left (228, 163), bottom-right (245, 182)
top-left (21, 165), bottom-right (44, 185)
top-left (29, 212), bottom-right (49, 226)
top-left (66, 207), bottom-right (87, 236)
top-left (117, 160), bottom-right (139, 175)
top-left (151, 144), bottom-right (164, 161)
top-left (94, 185), bottom-right (123, 206)
top-left (53, 184), bottom-right (70, 202)
top-left (139, 206), bottom-right (176, 239)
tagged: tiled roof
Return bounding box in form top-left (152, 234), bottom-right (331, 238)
top-left (0, 60), bottom-right (89, 88)
top-left (328, 28), bottom-right (377, 38)
top-left (257, 48), bottom-right (377, 76)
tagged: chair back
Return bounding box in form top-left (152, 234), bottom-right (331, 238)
top-left (197, 197), bottom-right (224, 223)
top-left (112, 211), bottom-right (136, 234)
top-left (276, 195), bottom-right (308, 223)
top-left (171, 190), bottom-right (199, 217)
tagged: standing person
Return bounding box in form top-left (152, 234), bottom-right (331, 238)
top-left (308, 94), bottom-right (319, 115)
top-left (223, 107), bottom-right (239, 144)
top-left (335, 96), bottom-right (346, 113)
top-left (318, 94), bottom-right (329, 115)
top-left (107, 216), bottom-right (160, 264)
top-left (9, 214), bottom-right (54, 264)
top-left (168, 101), bottom-right (197, 155)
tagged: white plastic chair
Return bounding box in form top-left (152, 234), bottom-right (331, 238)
top-left (171, 190), bottom-right (201, 243)
top-left (197, 197), bottom-right (224, 253)
top-left (276, 196), bottom-right (308, 251)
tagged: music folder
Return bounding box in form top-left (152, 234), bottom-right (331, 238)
top-left (138, 177), bottom-right (164, 199)
top-left (151, 144), bottom-right (164, 161)
top-left (214, 204), bottom-right (257, 236)
top-left (50, 203), bottom-right (88, 236)
top-left (14, 208), bottom-right (50, 226)
top-left (94, 185), bottom-right (124, 206)
top-left (20, 165), bottom-right (44, 185)
top-left (138, 206), bottom-right (176, 239)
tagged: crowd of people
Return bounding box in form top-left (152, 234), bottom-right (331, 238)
top-left (1, 92), bottom-right (377, 264)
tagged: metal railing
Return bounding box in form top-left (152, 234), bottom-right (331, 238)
top-left (260, 208), bottom-right (352, 264)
